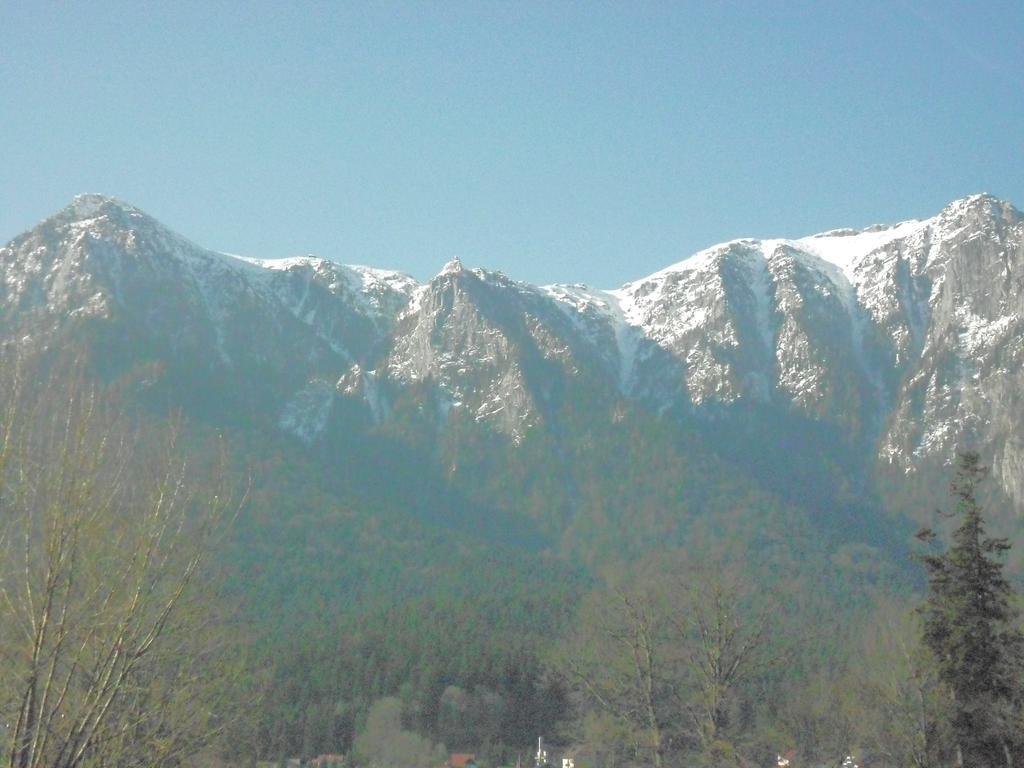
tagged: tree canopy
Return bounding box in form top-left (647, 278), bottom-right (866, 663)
top-left (917, 452), bottom-right (1024, 767)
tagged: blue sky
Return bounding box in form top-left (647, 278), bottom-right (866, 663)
top-left (2, 1), bottom-right (1021, 287)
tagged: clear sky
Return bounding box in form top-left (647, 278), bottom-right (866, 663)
top-left (2, 1), bottom-right (1022, 288)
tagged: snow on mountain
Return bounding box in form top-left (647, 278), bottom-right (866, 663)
top-left (0, 194), bottom-right (417, 440)
top-left (596, 197), bottom-right (1021, 452)
top-left (237, 254), bottom-right (419, 331)
top-left (605, 235), bottom-right (881, 423)
top-left (540, 283), bottom-right (644, 395)
top-left (795, 218), bottom-right (931, 279)
top-left (2, 193), bottom-right (1022, 508)
top-left (1, 195), bottom-right (422, 349)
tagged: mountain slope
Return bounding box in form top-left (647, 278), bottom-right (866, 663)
top-left (2, 192), bottom-right (1022, 525)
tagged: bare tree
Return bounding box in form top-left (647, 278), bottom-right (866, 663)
top-left (562, 579), bottom-right (680, 768)
top-left (561, 559), bottom-right (780, 767)
top-left (0, 354), bottom-right (244, 768)
top-left (674, 569), bottom-right (775, 754)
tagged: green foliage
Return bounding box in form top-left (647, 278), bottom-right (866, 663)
top-left (917, 452), bottom-right (1024, 766)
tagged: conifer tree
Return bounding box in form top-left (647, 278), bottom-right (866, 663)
top-left (917, 452), bottom-right (1023, 768)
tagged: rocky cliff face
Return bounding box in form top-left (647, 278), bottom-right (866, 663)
top-left (873, 197), bottom-right (1024, 507)
top-left (2, 193), bottom-right (1021, 512)
top-left (383, 259), bottom-right (632, 442)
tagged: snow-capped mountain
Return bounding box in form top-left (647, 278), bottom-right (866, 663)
top-left (2, 193), bottom-right (1022, 513)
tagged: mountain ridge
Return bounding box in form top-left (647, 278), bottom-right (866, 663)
top-left (2, 192), bottom-right (1022, 524)
top-left (13, 190), bottom-right (1006, 287)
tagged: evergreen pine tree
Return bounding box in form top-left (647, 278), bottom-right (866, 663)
top-left (917, 452), bottom-right (1024, 767)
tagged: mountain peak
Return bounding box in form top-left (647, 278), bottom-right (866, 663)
top-left (438, 257), bottom-right (464, 277)
top-left (952, 192), bottom-right (998, 206)
top-left (939, 193), bottom-right (1018, 220)
top-left (62, 193), bottom-right (143, 222)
